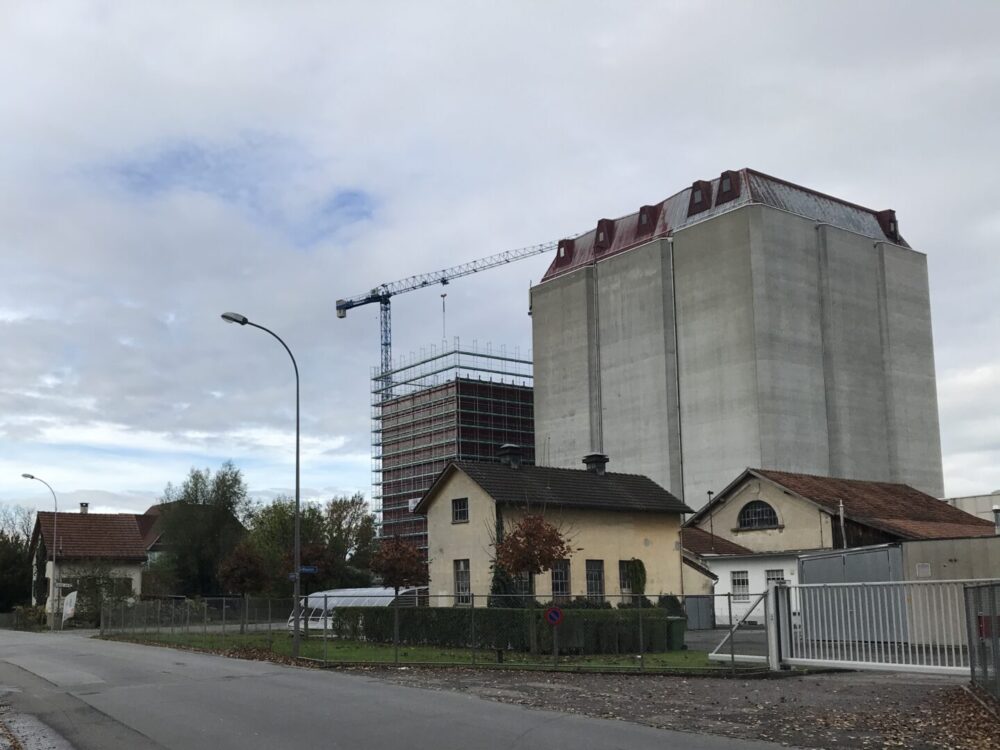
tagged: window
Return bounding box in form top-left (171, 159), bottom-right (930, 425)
top-left (618, 560), bottom-right (642, 603)
top-left (618, 560), bottom-right (632, 597)
top-left (454, 560), bottom-right (471, 606)
top-left (731, 571), bottom-right (749, 602)
top-left (551, 560), bottom-right (570, 603)
top-left (765, 569), bottom-right (786, 586)
top-left (585, 560), bottom-right (605, 602)
top-left (720, 175), bottom-right (732, 193)
top-left (451, 497), bottom-right (469, 524)
top-left (738, 500), bottom-right (779, 530)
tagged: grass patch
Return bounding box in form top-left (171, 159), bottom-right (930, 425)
top-left (103, 629), bottom-right (743, 672)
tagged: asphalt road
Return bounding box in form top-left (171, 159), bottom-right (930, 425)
top-left (0, 630), bottom-right (787, 750)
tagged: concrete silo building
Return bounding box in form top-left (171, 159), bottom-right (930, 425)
top-left (530, 169), bottom-right (944, 510)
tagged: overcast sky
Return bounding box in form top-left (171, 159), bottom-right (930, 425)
top-left (2, 1), bottom-right (998, 517)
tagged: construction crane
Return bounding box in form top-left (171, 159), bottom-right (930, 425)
top-left (336, 236), bottom-right (565, 397)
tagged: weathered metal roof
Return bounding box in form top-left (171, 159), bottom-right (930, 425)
top-left (540, 169), bottom-right (908, 283)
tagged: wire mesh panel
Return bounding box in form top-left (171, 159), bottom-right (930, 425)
top-left (965, 582), bottom-right (1000, 700)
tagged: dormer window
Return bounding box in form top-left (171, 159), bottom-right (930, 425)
top-left (715, 170), bottom-right (741, 206)
top-left (594, 219), bottom-right (615, 251)
top-left (738, 500), bottom-right (779, 530)
top-left (687, 180), bottom-right (713, 217)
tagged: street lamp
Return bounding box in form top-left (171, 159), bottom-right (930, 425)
top-left (22, 473), bottom-right (59, 631)
top-left (221, 311), bottom-right (302, 657)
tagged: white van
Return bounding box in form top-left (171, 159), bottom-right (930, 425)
top-left (286, 586), bottom-right (427, 634)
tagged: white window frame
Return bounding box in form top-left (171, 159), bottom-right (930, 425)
top-left (454, 559), bottom-right (471, 606)
top-left (731, 570), bottom-right (750, 602)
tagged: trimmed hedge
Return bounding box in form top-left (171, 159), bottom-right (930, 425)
top-left (313, 606), bottom-right (686, 654)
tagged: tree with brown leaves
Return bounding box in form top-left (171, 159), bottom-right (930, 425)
top-left (494, 514), bottom-right (572, 583)
top-left (370, 536), bottom-right (428, 597)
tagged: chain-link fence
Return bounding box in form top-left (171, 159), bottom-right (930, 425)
top-left (965, 582), bottom-right (1000, 700)
top-left (100, 592), bottom-right (771, 673)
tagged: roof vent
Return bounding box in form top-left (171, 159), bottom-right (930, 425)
top-left (80, 502), bottom-right (89, 514)
top-left (993, 505), bottom-right (999, 536)
top-left (875, 209), bottom-right (900, 243)
top-left (582, 452), bottom-right (609, 476)
top-left (687, 180), bottom-right (713, 217)
top-left (594, 219), bottom-right (615, 252)
top-left (715, 170), bottom-right (742, 206)
top-left (498, 443), bottom-right (522, 469)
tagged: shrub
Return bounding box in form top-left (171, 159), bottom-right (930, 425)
top-left (313, 605), bottom-right (684, 654)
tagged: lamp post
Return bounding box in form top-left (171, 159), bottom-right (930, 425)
top-left (22, 473), bottom-right (59, 631)
top-left (221, 312), bottom-right (302, 657)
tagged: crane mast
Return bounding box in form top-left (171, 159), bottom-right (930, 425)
top-left (336, 236), bottom-right (564, 398)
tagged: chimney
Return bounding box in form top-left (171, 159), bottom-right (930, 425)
top-left (582, 453), bottom-right (609, 476)
top-left (80, 502), bottom-right (89, 514)
top-left (498, 444), bottom-right (522, 469)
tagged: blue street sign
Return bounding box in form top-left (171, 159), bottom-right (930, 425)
top-left (299, 566), bottom-right (318, 574)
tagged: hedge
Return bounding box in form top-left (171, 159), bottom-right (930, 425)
top-left (309, 606), bottom-right (686, 654)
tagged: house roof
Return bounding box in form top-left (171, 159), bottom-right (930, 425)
top-left (681, 527), bottom-right (753, 556)
top-left (540, 168), bottom-right (908, 283)
top-left (690, 468), bottom-right (994, 542)
top-left (32, 511), bottom-right (148, 562)
top-left (415, 461), bottom-right (693, 516)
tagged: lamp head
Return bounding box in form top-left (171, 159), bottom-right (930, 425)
top-left (21, 473), bottom-right (35, 480)
top-left (221, 312), bottom-right (249, 325)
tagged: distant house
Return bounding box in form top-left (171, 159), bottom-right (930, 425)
top-left (681, 468), bottom-right (995, 624)
top-left (29, 508), bottom-right (148, 622)
top-left (414, 448), bottom-right (693, 607)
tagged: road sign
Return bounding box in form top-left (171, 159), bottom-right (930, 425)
top-left (299, 566), bottom-right (318, 574)
top-left (545, 606), bottom-right (563, 627)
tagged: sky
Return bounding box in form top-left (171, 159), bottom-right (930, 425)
top-left (2, 1), bottom-right (999, 518)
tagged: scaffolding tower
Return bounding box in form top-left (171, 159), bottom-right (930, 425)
top-left (372, 338), bottom-right (534, 551)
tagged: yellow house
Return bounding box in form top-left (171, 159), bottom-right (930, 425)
top-left (413, 449), bottom-right (693, 606)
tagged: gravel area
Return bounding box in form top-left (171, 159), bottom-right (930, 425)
top-left (336, 664), bottom-right (1000, 749)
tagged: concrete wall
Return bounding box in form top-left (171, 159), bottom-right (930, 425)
top-left (532, 202), bottom-right (944, 510)
top-left (594, 239), bottom-right (682, 496)
top-left (693, 477), bottom-right (834, 553)
top-left (673, 208), bottom-right (761, 505)
top-left (424, 470), bottom-right (685, 605)
top-left (531, 268), bottom-right (599, 470)
top-left (947, 494), bottom-right (1000, 524)
top-left (900, 536), bottom-right (1000, 581)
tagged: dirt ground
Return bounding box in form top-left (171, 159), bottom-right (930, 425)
top-left (338, 665), bottom-right (1000, 749)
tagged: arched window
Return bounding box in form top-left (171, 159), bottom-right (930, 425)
top-left (738, 500), bottom-right (779, 529)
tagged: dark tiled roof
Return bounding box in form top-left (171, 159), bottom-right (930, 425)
top-left (753, 469), bottom-right (995, 541)
top-left (34, 512), bottom-right (148, 561)
top-left (681, 527), bottom-right (753, 556)
top-left (419, 462), bottom-right (692, 515)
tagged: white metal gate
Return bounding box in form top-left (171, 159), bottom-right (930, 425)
top-left (774, 580), bottom-right (980, 676)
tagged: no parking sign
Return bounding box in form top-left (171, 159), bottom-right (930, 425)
top-left (545, 606), bottom-right (563, 627)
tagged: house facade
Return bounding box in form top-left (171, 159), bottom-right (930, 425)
top-left (681, 469), bottom-right (995, 624)
top-left (29, 509), bottom-right (149, 623)
top-left (414, 450), bottom-right (692, 607)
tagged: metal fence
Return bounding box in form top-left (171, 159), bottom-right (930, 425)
top-left (100, 593), bottom-right (770, 673)
top-left (777, 580), bottom-right (979, 676)
top-left (965, 582), bottom-right (1000, 700)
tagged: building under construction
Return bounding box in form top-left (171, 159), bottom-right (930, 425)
top-left (374, 341), bottom-right (534, 551)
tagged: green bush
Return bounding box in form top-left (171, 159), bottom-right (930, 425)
top-left (316, 605), bottom-right (686, 654)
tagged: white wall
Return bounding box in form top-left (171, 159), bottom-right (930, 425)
top-left (703, 554), bottom-right (799, 625)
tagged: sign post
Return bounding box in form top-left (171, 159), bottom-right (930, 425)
top-left (545, 606), bottom-right (563, 667)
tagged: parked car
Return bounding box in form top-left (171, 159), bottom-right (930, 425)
top-left (286, 586), bottom-right (428, 634)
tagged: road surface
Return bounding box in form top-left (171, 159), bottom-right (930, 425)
top-left (0, 629), bottom-right (785, 750)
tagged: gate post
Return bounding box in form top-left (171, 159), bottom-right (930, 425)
top-left (764, 581), bottom-right (791, 672)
